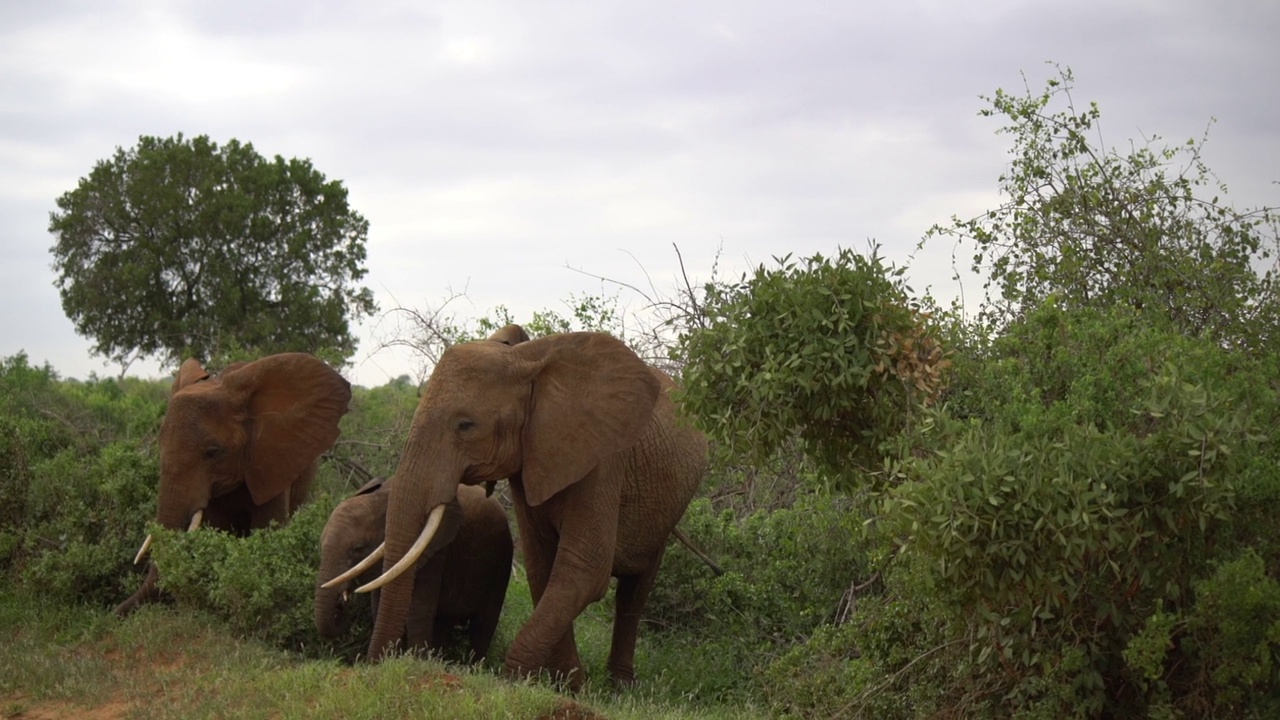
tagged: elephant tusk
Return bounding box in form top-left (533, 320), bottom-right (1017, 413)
top-left (133, 510), bottom-right (202, 565)
top-left (357, 505), bottom-right (445, 594)
top-left (133, 535), bottom-right (154, 565)
top-left (320, 542), bottom-right (386, 589)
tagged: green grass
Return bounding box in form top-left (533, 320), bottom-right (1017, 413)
top-left (0, 584), bottom-right (766, 720)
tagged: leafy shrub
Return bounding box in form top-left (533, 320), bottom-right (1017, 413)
top-left (881, 303), bottom-right (1276, 716)
top-left (0, 354), bottom-right (164, 604)
top-left (930, 65), bottom-right (1280, 351)
top-left (756, 553), bottom-right (965, 720)
top-left (676, 247), bottom-right (947, 488)
top-left (1175, 550), bottom-right (1280, 717)
top-left (152, 495), bottom-right (341, 653)
top-left (649, 493), bottom-right (873, 651)
top-left (322, 378), bottom-right (421, 496)
top-left (17, 442), bottom-right (157, 604)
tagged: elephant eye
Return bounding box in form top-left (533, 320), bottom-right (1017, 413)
top-left (203, 445), bottom-right (223, 460)
top-left (456, 419), bottom-right (476, 432)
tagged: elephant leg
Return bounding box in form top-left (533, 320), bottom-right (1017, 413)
top-left (407, 561), bottom-right (445, 654)
top-left (466, 577), bottom-right (509, 662)
top-left (608, 547), bottom-right (667, 687)
top-left (506, 475), bottom-right (616, 690)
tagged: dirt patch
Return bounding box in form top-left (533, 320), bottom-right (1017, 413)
top-left (3, 695), bottom-right (131, 720)
top-left (418, 672), bottom-right (463, 693)
top-left (534, 699), bottom-right (607, 720)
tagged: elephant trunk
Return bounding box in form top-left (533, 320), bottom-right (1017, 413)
top-left (113, 562), bottom-right (160, 617)
top-left (116, 475), bottom-right (207, 618)
top-left (154, 469), bottom-right (209, 531)
top-left (314, 551), bottom-right (353, 638)
top-left (366, 439), bottom-right (465, 661)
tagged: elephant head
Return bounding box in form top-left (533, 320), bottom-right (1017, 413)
top-left (315, 476), bottom-right (390, 638)
top-left (358, 326), bottom-right (706, 688)
top-left (115, 352), bottom-right (351, 617)
top-left (316, 478), bottom-right (512, 660)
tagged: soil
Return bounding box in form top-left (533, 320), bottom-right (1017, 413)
top-left (2, 695), bottom-right (131, 720)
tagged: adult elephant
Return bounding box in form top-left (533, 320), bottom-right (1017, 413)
top-left (315, 478), bottom-right (512, 661)
top-left (114, 353), bottom-right (351, 617)
top-left (358, 326), bottom-right (707, 689)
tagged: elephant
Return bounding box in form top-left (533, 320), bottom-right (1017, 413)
top-left (357, 325), bottom-right (708, 689)
top-left (314, 477), bottom-right (513, 661)
top-left (114, 353), bottom-right (351, 617)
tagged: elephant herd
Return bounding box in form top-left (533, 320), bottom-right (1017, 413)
top-left (114, 325), bottom-right (709, 691)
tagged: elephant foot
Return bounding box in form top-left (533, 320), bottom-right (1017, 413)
top-left (608, 666), bottom-right (637, 690)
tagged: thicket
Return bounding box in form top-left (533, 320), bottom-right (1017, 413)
top-left (665, 66), bottom-right (1280, 718)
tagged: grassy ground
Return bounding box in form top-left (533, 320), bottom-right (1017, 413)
top-left (0, 588), bottom-right (767, 720)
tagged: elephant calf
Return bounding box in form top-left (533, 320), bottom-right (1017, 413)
top-left (315, 478), bottom-right (513, 661)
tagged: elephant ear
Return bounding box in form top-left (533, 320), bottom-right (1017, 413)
top-left (515, 333), bottom-right (661, 507)
top-left (222, 353), bottom-right (353, 506)
top-left (352, 476), bottom-right (387, 497)
top-left (172, 358), bottom-right (210, 394)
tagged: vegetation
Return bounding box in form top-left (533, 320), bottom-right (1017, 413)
top-left (4, 65), bottom-right (1278, 718)
top-left (48, 134), bottom-right (377, 371)
top-left (676, 247), bottom-right (948, 488)
top-left (0, 590), bottom-right (762, 720)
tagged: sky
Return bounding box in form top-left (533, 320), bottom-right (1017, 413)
top-left (2, 0), bottom-right (1277, 387)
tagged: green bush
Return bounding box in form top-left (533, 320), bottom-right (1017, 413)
top-left (676, 247), bottom-right (947, 488)
top-left (650, 494), bottom-right (871, 644)
top-left (1181, 550), bottom-right (1280, 716)
top-left (0, 354), bottom-right (164, 605)
top-left (756, 553), bottom-right (965, 720)
top-left (321, 378), bottom-right (421, 496)
top-left (880, 303), bottom-right (1278, 716)
top-left (152, 495), bottom-right (342, 654)
top-left (17, 442), bottom-right (157, 605)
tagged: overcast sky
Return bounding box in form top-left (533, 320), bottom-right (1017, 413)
top-left (2, 0), bottom-right (1277, 387)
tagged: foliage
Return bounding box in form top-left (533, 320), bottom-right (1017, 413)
top-left (880, 303), bottom-right (1277, 716)
top-left (151, 497), bottom-right (340, 653)
top-left (756, 553), bottom-right (967, 720)
top-left (676, 246), bottom-right (947, 487)
top-left (322, 377), bottom-right (422, 493)
top-left (645, 492), bottom-right (875, 709)
top-left (48, 134), bottom-right (377, 370)
top-left (928, 64), bottom-right (1280, 350)
top-left (1180, 550), bottom-right (1280, 716)
top-left (0, 354), bottom-right (164, 605)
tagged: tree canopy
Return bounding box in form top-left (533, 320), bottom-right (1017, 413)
top-left (48, 134), bottom-right (377, 370)
top-left (930, 65), bottom-right (1280, 350)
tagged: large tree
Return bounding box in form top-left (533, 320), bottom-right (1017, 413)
top-left (49, 134), bottom-right (377, 370)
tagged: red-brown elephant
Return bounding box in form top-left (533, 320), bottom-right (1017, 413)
top-left (115, 353), bottom-right (350, 617)
top-left (357, 326), bottom-right (707, 689)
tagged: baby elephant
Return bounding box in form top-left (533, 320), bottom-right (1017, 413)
top-left (314, 477), bottom-right (513, 661)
